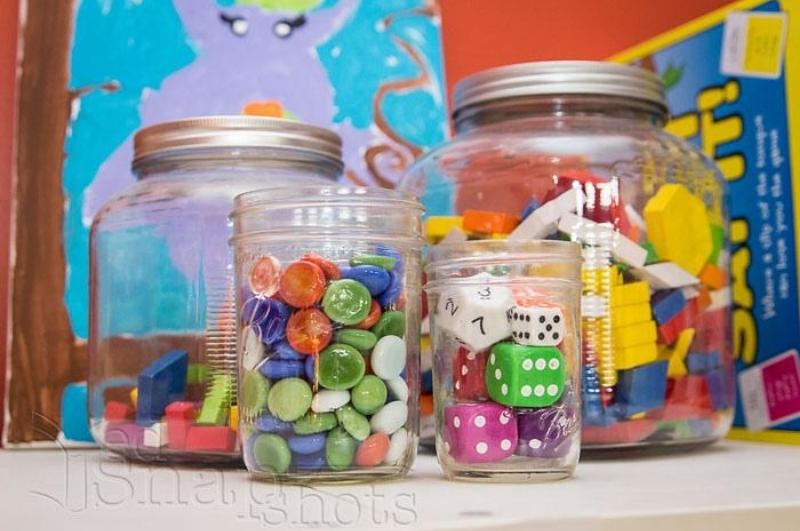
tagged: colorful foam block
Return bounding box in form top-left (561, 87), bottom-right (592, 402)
top-left (165, 401), bottom-right (197, 450)
top-left (197, 373), bottom-right (233, 425)
top-left (463, 209), bottom-right (520, 234)
top-left (512, 189), bottom-right (582, 240)
top-left (706, 367), bottom-right (734, 410)
top-left (616, 360), bottom-right (669, 417)
top-left (611, 281), bottom-right (650, 308)
top-left (686, 351), bottom-right (723, 374)
top-left (143, 421), bottom-right (169, 448)
top-left (136, 350), bottom-right (188, 426)
top-left (582, 419), bottom-right (658, 445)
top-left (187, 363), bottom-right (209, 384)
top-left (614, 342), bottom-right (659, 371)
top-left (698, 263), bottom-right (726, 289)
top-left (424, 216), bottom-right (463, 242)
top-left (612, 302), bottom-right (652, 327)
top-left (61, 382), bottom-right (94, 442)
top-left (642, 241), bottom-right (659, 264)
top-left (709, 224), bottom-right (724, 265)
top-left (558, 212), bottom-right (647, 267)
top-left (632, 262), bottom-right (700, 289)
top-left (657, 301), bottom-right (697, 345)
top-left (651, 289), bottom-right (687, 325)
top-left (104, 400), bottom-right (135, 422)
top-left (185, 425), bottom-right (237, 452)
top-left (664, 376), bottom-right (713, 420)
top-left (105, 422), bottom-right (144, 447)
top-left (613, 320), bottom-right (657, 350)
top-left (643, 183), bottom-right (713, 275)
top-left (667, 328), bottom-right (696, 378)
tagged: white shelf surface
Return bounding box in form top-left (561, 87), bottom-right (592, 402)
top-left (2, 440), bottom-right (799, 530)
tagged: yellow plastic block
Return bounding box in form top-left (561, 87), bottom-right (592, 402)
top-left (612, 302), bottom-right (653, 328)
top-left (614, 341), bottom-right (659, 370)
top-left (611, 281), bottom-right (650, 308)
top-left (130, 387), bottom-right (138, 408)
top-left (229, 405), bottom-right (239, 432)
top-left (667, 328), bottom-right (696, 378)
top-left (613, 320), bottom-right (657, 349)
top-left (643, 183), bottom-right (712, 275)
top-left (424, 216), bottom-right (463, 242)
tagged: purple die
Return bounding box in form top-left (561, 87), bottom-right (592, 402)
top-left (516, 406), bottom-right (576, 458)
top-left (443, 402), bottom-right (517, 463)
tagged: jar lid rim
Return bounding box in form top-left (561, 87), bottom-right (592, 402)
top-left (426, 239), bottom-right (582, 270)
top-left (133, 115), bottom-right (343, 167)
top-left (233, 185), bottom-right (423, 212)
top-left (453, 61), bottom-right (667, 115)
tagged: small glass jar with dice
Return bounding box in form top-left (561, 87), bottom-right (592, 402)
top-left (425, 240), bottom-right (582, 481)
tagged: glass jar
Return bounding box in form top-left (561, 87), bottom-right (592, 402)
top-left (231, 186), bottom-right (423, 482)
top-left (426, 240), bottom-right (582, 481)
top-left (88, 116), bottom-right (339, 463)
top-left (402, 61), bottom-right (735, 451)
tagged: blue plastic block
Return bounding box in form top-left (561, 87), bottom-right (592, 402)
top-left (521, 198), bottom-right (542, 219)
top-left (651, 289), bottom-right (687, 325)
top-left (582, 367), bottom-right (620, 427)
top-left (61, 382), bottom-right (94, 442)
top-left (686, 351), bottom-right (722, 374)
top-left (136, 350), bottom-right (188, 426)
top-left (421, 369), bottom-right (433, 394)
top-left (616, 360), bottom-right (669, 417)
top-left (706, 367), bottom-right (734, 410)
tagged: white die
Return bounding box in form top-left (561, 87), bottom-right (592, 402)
top-left (436, 273), bottom-right (513, 351)
top-left (508, 305), bottom-right (565, 346)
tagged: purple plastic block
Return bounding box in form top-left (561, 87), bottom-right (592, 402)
top-left (616, 360), bottom-right (669, 417)
top-left (136, 350), bottom-right (188, 426)
top-left (105, 422), bottom-right (144, 447)
top-left (686, 351), bottom-right (722, 374)
top-left (516, 406), bottom-right (576, 458)
top-left (706, 367), bottom-right (734, 410)
top-left (651, 289), bottom-right (687, 325)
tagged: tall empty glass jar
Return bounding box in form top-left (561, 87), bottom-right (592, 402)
top-left (426, 240), bottom-right (582, 481)
top-left (231, 186), bottom-right (423, 482)
top-left (88, 116), bottom-right (338, 463)
top-left (402, 61), bottom-right (734, 451)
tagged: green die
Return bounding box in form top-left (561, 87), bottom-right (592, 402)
top-left (486, 342), bottom-right (566, 407)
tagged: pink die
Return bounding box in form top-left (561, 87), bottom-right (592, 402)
top-left (443, 402), bottom-right (517, 463)
top-left (453, 346), bottom-right (488, 401)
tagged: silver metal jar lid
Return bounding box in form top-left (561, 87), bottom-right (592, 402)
top-left (133, 115), bottom-right (342, 167)
top-left (453, 61), bottom-right (667, 115)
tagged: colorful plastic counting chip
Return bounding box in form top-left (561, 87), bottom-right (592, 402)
top-left (486, 342), bottom-right (566, 408)
top-left (435, 272), bottom-right (513, 351)
top-left (286, 308), bottom-right (333, 355)
top-left (453, 346), bottom-right (488, 401)
top-left (616, 360), bottom-right (669, 417)
top-left (249, 255), bottom-right (281, 296)
top-left (508, 305), bottom-right (564, 346)
top-left (643, 183), bottom-right (712, 276)
top-left (279, 260), bottom-right (327, 308)
top-left (443, 402), bottom-right (517, 463)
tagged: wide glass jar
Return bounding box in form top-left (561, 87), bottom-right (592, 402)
top-left (88, 116), bottom-right (339, 463)
top-left (402, 61), bottom-right (735, 451)
top-left (426, 240), bottom-right (582, 481)
top-left (231, 186), bottom-right (423, 482)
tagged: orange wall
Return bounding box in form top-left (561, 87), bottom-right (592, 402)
top-left (0, 0), bottom-right (19, 443)
top-left (439, 0), bottom-right (733, 100)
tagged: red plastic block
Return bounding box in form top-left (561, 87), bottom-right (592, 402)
top-left (104, 400), bottom-right (135, 422)
top-left (582, 419), bottom-right (658, 445)
top-left (185, 425), bottom-right (237, 452)
top-left (165, 401), bottom-right (197, 450)
top-left (657, 301), bottom-right (697, 345)
top-left (453, 346), bottom-right (488, 401)
top-left (663, 376), bottom-right (713, 420)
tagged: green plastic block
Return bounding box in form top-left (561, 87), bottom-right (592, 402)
top-left (187, 363), bottom-right (209, 384)
top-left (196, 373), bottom-right (233, 425)
top-left (642, 241), bottom-right (659, 264)
top-left (486, 342), bottom-right (566, 408)
top-left (709, 224), bottom-right (724, 265)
